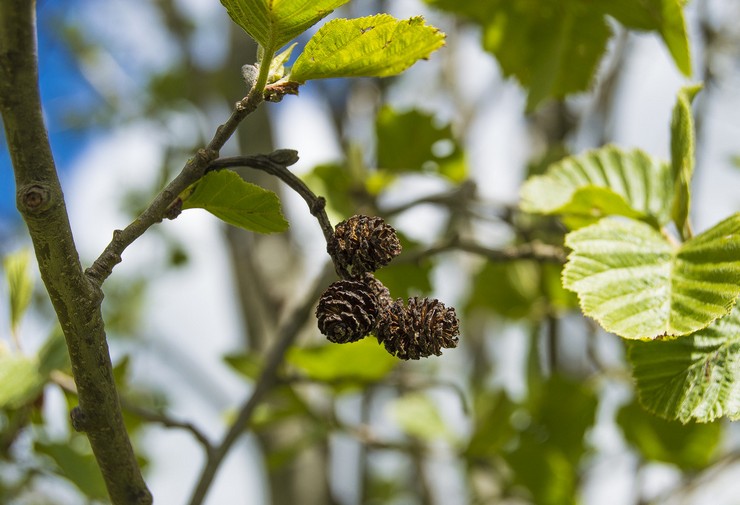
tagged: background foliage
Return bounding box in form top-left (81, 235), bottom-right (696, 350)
top-left (2, 0), bottom-right (740, 504)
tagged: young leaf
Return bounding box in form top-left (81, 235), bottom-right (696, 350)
top-left (628, 304), bottom-right (740, 423)
top-left (289, 15), bottom-right (445, 83)
top-left (220, 0), bottom-right (349, 51)
top-left (520, 146), bottom-right (674, 229)
top-left (3, 249), bottom-right (33, 333)
top-left (181, 171), bottom-right (289, 234)
top-left (563, 214), bottom-right (740, 340)
top-left (286, 338), bottom-right (396, 387)
top-left (670, 84), bottom-right (702, 239)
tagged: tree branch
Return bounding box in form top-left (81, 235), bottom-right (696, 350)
top-left (187, 263), bottom-right (336, 505)
top-left (400, 237), bottom-right (567, 265)
top-left (0, 2), bottom-right (150, 503)
top-left (86, 91), bottom-right (266, 286)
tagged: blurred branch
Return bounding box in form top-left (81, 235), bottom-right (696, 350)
top-left (187, 262), bottom-right (336, 505)
top-left (208, 152), bottom-right (336, 246)
top-left (401, 237), bottom-right (567, 265)
top-left (86, 93), bottom-right (267, 286)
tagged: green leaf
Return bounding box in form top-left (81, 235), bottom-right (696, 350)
top-left (290, 15), bottom-right (445, 82)
top-left (429, 0), bottom-right (611, 110)
top-left (376, 107), bottom-right (467, 183)
top-left (466, 261), bottom-right (542, 320)
top-left (520, 146), bottom-right (674, 229)
top-left (287, 338), bottom-right (396, 388)
top-left (0, 352), bottom-right (44, 409)
top-left (563, 214), bottom-right (740, 340)
top-left (373, 234), bottom-right (433, 299)
top-left (3, 249), bottom-right (33, 333)
top-left (223, 352), bottom-right (263, 380)
top-left (35, 438), bottom-right (108, 500)
top-left (670, 84), bottom-right (702, 239)
top-left (628, 304), bottom-right (740, 422)
top-left (617, 400), bottom-right (721, 467)
top-left (181, 171), bottom-right (288, 233)
top-left (389, 393), bottom-right (454, 443)
top-left (219, 0), bottom-right (349, 50)
top-left (602, 0), bottom-right (691, 76)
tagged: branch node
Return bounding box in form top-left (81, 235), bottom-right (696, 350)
top-left (17, 183), bottom-right (53, 214)
top-left (70, 406), bottom-right (89, 433)
top-left (310, 196), bottom-right (326, 216)
top-left (165, 198), bottom-right (183, 220)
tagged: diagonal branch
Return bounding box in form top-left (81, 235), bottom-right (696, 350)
top-left (0, 1), bottom-right (150, 503)
top-left (187, 262), bottom-right (336, 505)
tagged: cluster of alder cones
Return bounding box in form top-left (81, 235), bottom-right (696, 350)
top-left (316, 215), bottom-right (460, 360)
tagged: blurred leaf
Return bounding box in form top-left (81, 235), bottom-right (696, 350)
top-left (376, 107), bottom-right (467, 182)
top-left (466, 260), bottom-right (541, 320)
top-left (602, 0), bottom-right (691, 75)
top-left (305, 162), bottom-right (363, 217)
top-left (520, 146), bottom-right (673, 229)
top-left (181, 170), bottom-right (289, 233)
top-left (287, 338), bottom-right (396, 388)
top-left (628, 304), bottom-right (740, 423)
top-left (563, 215), bottom-right (740, 339)
top-left (427, 0), bottom-right (610, 110)
top-left (465, 390), bottom-right (518, 458)
top-left (290, 15), bottom-right (445, 82)
top-left (503, 376), bottom-right (596, 505)
top-left (0, 352), bottom-right (43, 409)
top-left (425, 0), bottom-right (690, 109)
top-left (35, 438), bottom-right (108, 500)
top-left (250, 385), bottom-right (310, 431)
top-left (373, 234), bottom-right (433, 299)
top-left (37, 330), bottom-right (69, 375)
top-left (3, 249), bottom-right (33, 334)
top-left (224, 352), bottom-right (263, 381)
top-left (219, 0), bottom-right (349, 50)
top-left (617, 400), bottom-right (721, 469)
top-left (670, 84), bottom-right (702, 239)
top-left (389, 393), bottom-right (453, 442)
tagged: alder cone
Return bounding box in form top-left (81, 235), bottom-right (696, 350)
top-left (364, 273), bottom-right (393, 314)
top-left (376, 297), bottom-right (460, 360)
top-left (328, 215), bottom-right (402, 277)
top-left (316, 279), bottom-right (380, 344)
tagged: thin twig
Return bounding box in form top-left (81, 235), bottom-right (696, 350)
top-left (208, 153), bottom-right (335, 245)
top-left (186, 263), bottom-right (336, 505)
top-left (86, 94), bottom-right (266, 286)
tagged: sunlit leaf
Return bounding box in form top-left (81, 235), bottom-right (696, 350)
top-left (3, 249), bottom-right (33, 333)
top-left (290, 15), bottom-right (445, 82)
top-left (389, 393), bottom-right (454, 442)
top-left (219, 0), bottom-right (349, 50)
top-left (287, 338), bottom-right (396, 388)
top-left (520, 146), bottom-right (673, 229)
top-left (670, 84), bottom-right (702, 239)
top-left (563, 214), bottom-right (740, 339)
top-left (181, 170), bottom-right (288, 233)
top-left (628, 304), bottom-right (740, 423)
top-left (617, 400), bottom-right (721, 467)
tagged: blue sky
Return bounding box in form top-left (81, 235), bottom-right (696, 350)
top-left (1, 0), bottom-right (100, 220)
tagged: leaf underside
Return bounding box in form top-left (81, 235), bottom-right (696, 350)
top-left (629, 304), bottom-right (740, 423)
top-left (520, 146), bottom-right (673, 229)
top-left (562, 214), bottom-right (740, 340)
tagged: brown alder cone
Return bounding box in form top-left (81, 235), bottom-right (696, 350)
top-left (316, 279), bottom-right (380, 343)
top-left (376, 297), bottom-right (460, 360)
top-left (328, 215), bottom-right (402, 277)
